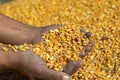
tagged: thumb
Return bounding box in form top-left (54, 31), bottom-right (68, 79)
top-left (35, 66), bottom-right (70, 80)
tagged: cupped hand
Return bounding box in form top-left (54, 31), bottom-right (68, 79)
top-left (17, 49), bottom-right (70, 80)
top-left (21, 25), bottom-right (94, 80)
top-left (0, 25), bottom-right (94, 80)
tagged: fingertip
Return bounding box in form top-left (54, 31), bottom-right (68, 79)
top-left (85, 45), bottom-right (92, 53)
top-left (62, 73), bottom-right (70, 80)
top-left (62, 60), bottom-right (77, 74)
top-left (79, 50), bottom-right (86, 58)
top-left (63, 60), bottom-right (83, 76)
top-left (52, 71), bottom-right (70, 80)
top-left (38, 67), bottom-right (70, 80)
top-left (69, 60), bottom-right (83, 75)
top-left (84, 32), bottom-right (92, 38)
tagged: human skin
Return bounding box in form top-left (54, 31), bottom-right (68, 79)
top-left (0, 14), bottom-right (93, 80)
top-left (0, 46), bottom-right (71, 80)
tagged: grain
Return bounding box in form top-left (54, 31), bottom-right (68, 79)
top-left (0, 0), bottom-right (120, 79)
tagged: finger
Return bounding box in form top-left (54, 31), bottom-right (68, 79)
top-left (79, 40), bottom-right (94, 58)
top-left (84, 45), bottom-right (92, 55)
top-left (63, 60), bottom-right (76, 75)
top-left (84, 32), bottom-right (92, 38)
top-left (34, 66), bottom-right (69, 80)
top-left (85, 40), bottom-right (94, 52)
top-left (79, 50), bottom-right (86, 58)
top-left (84, 40), bottom-right (94, 54)
top-left (63, 60), bottom-right (83, 75)
top-left (69, 60), bottom-right (83, 75)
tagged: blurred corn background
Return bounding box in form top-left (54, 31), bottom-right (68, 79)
top-left (0, 0), bottom-right (120, 80)
top-left (0, 0), bottom-right (10, 4)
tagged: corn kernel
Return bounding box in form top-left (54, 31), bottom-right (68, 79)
top-left (0, 0), bottom-right (120, 79)
top-left (1, 47), bottom-right (8, 52)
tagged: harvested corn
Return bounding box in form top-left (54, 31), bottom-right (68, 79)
top-left (0, 0), bottom-right (120, 80)
top-left (1, 47), bottom-right (8, 52)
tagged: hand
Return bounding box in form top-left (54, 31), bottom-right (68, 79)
top-left (0, 14), bottom-right (94, 80)
top-left (0, 48), bottom-right (69, 80)
top-left (0, 44), bottom-right (93, 80)
top-left (16, 49), bottom-right (70, 80)
top-left (20, 26), bottom-right (94, 79)
top-left (16, 25), bottom-right (84, 80)
top-left (0, 25), bottom-right (94, 80)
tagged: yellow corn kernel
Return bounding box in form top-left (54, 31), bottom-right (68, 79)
top-left (1, 47), bottom-right (8, 52)
top-left (0, 0), bottom-right (119, 79)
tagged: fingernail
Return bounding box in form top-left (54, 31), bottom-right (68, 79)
top-left (79, 50), bottom-right (86, 58)
top-left (62, 60), bottom-right (77, 74)
top-left (85, 32), bottom-right (92, 38)
top-left (69, 60), bottom-right (83, 75)
top-left (85, 45), bottom-right (92, 53)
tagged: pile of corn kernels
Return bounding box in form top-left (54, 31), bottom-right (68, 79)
top-left (0, 0), bottom-right (120, 80)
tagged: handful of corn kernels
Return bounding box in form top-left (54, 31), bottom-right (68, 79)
top-left (33, 25), bottom-right (92, 71)
top-left (1, 25), bottom-right (92, 72)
